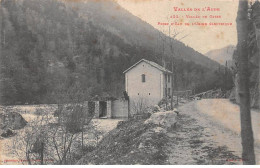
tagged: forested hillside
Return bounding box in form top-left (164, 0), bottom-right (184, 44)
top-left (0, 0), bottom-right (230, 105)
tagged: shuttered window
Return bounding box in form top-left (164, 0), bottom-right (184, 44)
top-left (142, 74), bottom-right (146, 82)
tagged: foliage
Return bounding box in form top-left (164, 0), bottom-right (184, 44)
top-left (0, 0), bottom-right (229, 105)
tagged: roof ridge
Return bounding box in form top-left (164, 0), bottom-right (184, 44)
top-left (123, 59), bottom-right (172, 73)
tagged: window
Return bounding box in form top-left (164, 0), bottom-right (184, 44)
top-left (149, 93), bottom-right (151, 95)
top-left (142, 74), bottom-right (146, 82)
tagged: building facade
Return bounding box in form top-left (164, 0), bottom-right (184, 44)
top-left (124, 59), bottom-right (173, 114)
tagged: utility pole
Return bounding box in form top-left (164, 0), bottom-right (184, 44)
top-left (171, 57), bottom-right (174, 110)
top-left (168, 25), bottom-right (178, 109)
top-left (162, 27), bottom-right (168, 110)
top-left (3, 30), bottom-right (5, 47)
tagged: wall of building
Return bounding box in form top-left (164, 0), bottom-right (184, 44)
top-left (56, 101), bottom-right (128, 120)
top-left (83, 100), bottom-right (128, 119)
top-left (125, 62), bottom-right (163, 107)
top-left (94, 101), bottom-right (100, 118)
top-left (125, 61), bottom-right (172, 113)
top-left (162, 73), bottom-right (172, 98)
top-left (111, 99), bottom-right (129, 118)
top-left (107, 101), bottom-right (112, 118)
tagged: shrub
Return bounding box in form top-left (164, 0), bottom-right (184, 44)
top-left (58, 105), bottom-right (86, 134)
top-left (35, 108), bottom-right (44, 116)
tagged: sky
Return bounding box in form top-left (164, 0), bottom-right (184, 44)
top-left (116, 0), bottom-right (239, 54)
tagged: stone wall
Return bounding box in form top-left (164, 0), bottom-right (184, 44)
top-left (94, 101), bottom-right (100, 118)
top-left (111, 99), bottom-right (129, 118)
top-left (84, 100), bottom-right (128, 119)
top-left (107, 101), bottom-right (112, 118)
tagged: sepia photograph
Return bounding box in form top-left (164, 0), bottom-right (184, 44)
top-left (0, 0), bottom-right (259, 165)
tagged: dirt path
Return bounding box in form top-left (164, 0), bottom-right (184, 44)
top-left (168, 99), bottom-right (259, 165)
top-left (196, 99), bottom-right (259, 143)
top-left (196, 99), bottom-right (260, 164)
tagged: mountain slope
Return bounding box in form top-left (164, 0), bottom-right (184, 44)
top-left (205, 45), bottom-right (235, 66)
top-left (0, 0), bottom-right (229, 105)
top-left (66, 0), bottom-right (220, 69)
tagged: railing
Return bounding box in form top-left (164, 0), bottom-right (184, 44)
top-left (190, 89), bottom-right (223, 99)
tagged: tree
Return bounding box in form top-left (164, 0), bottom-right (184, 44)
top-left (10, 108), bottom-right (55, 165)
top-left (131, 97), bottom-right (149, 115)
top-left (10, 82), bottom-right (94, 165)
top-left (52, 81), bottom-right (93, 164)
top-left (236, 0), bottom-right (255, 164)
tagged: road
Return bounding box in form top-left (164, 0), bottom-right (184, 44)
top-left (179, 99), bottom-right (260, 164)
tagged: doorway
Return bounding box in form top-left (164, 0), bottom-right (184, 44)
top-left (99, 101), bottom-right (107, 118)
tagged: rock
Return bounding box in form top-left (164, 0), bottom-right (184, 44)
top-left (152, 127), bottom-right (167, 134)
top-left (0, 112), bottom-right (27, 130)
top-left (173, 108), bottom-right (179, 115)
top-left (194, 97), bottom-right (201, 100)
top-left (54, 109), bottom-right (61, 117)
top-left (1, 128), bottom-right (16, 138)
top-left (144, 111), bottom-right (177, 128)
top-left (152, 105), bottom-right (160, 112)
top-left (116, 121), bottom-right (126, 128)
top-left (133, 113), bottom-right (151, 120)
top-left (138, 142), bottom-right (145, 149)
top-left (229, 87), bottom-right (236, 102)
top-left (180, 99), bottom-right (186, 103)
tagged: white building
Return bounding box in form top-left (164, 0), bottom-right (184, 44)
top-left (123, 59), bottom-right (173, 114)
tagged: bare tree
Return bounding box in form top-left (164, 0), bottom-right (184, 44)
top-left (236, 0), bottom-right (255, 164)
top-left (10, 107), bottom-right (55, 165)
top-left (10, 81), bottom-right (94, 165)
top-left (163, 23), bottom-right (189, 109)
top-left (131, 97), bottom-right (149, 115)
top-left (51, 82), bottom-right (93, 164)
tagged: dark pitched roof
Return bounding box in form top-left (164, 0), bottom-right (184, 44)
top-left (123, 59), bottom-right (172, 73)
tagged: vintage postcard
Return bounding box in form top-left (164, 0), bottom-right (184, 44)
top-left (0, 0), bottom-right (259, 165)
